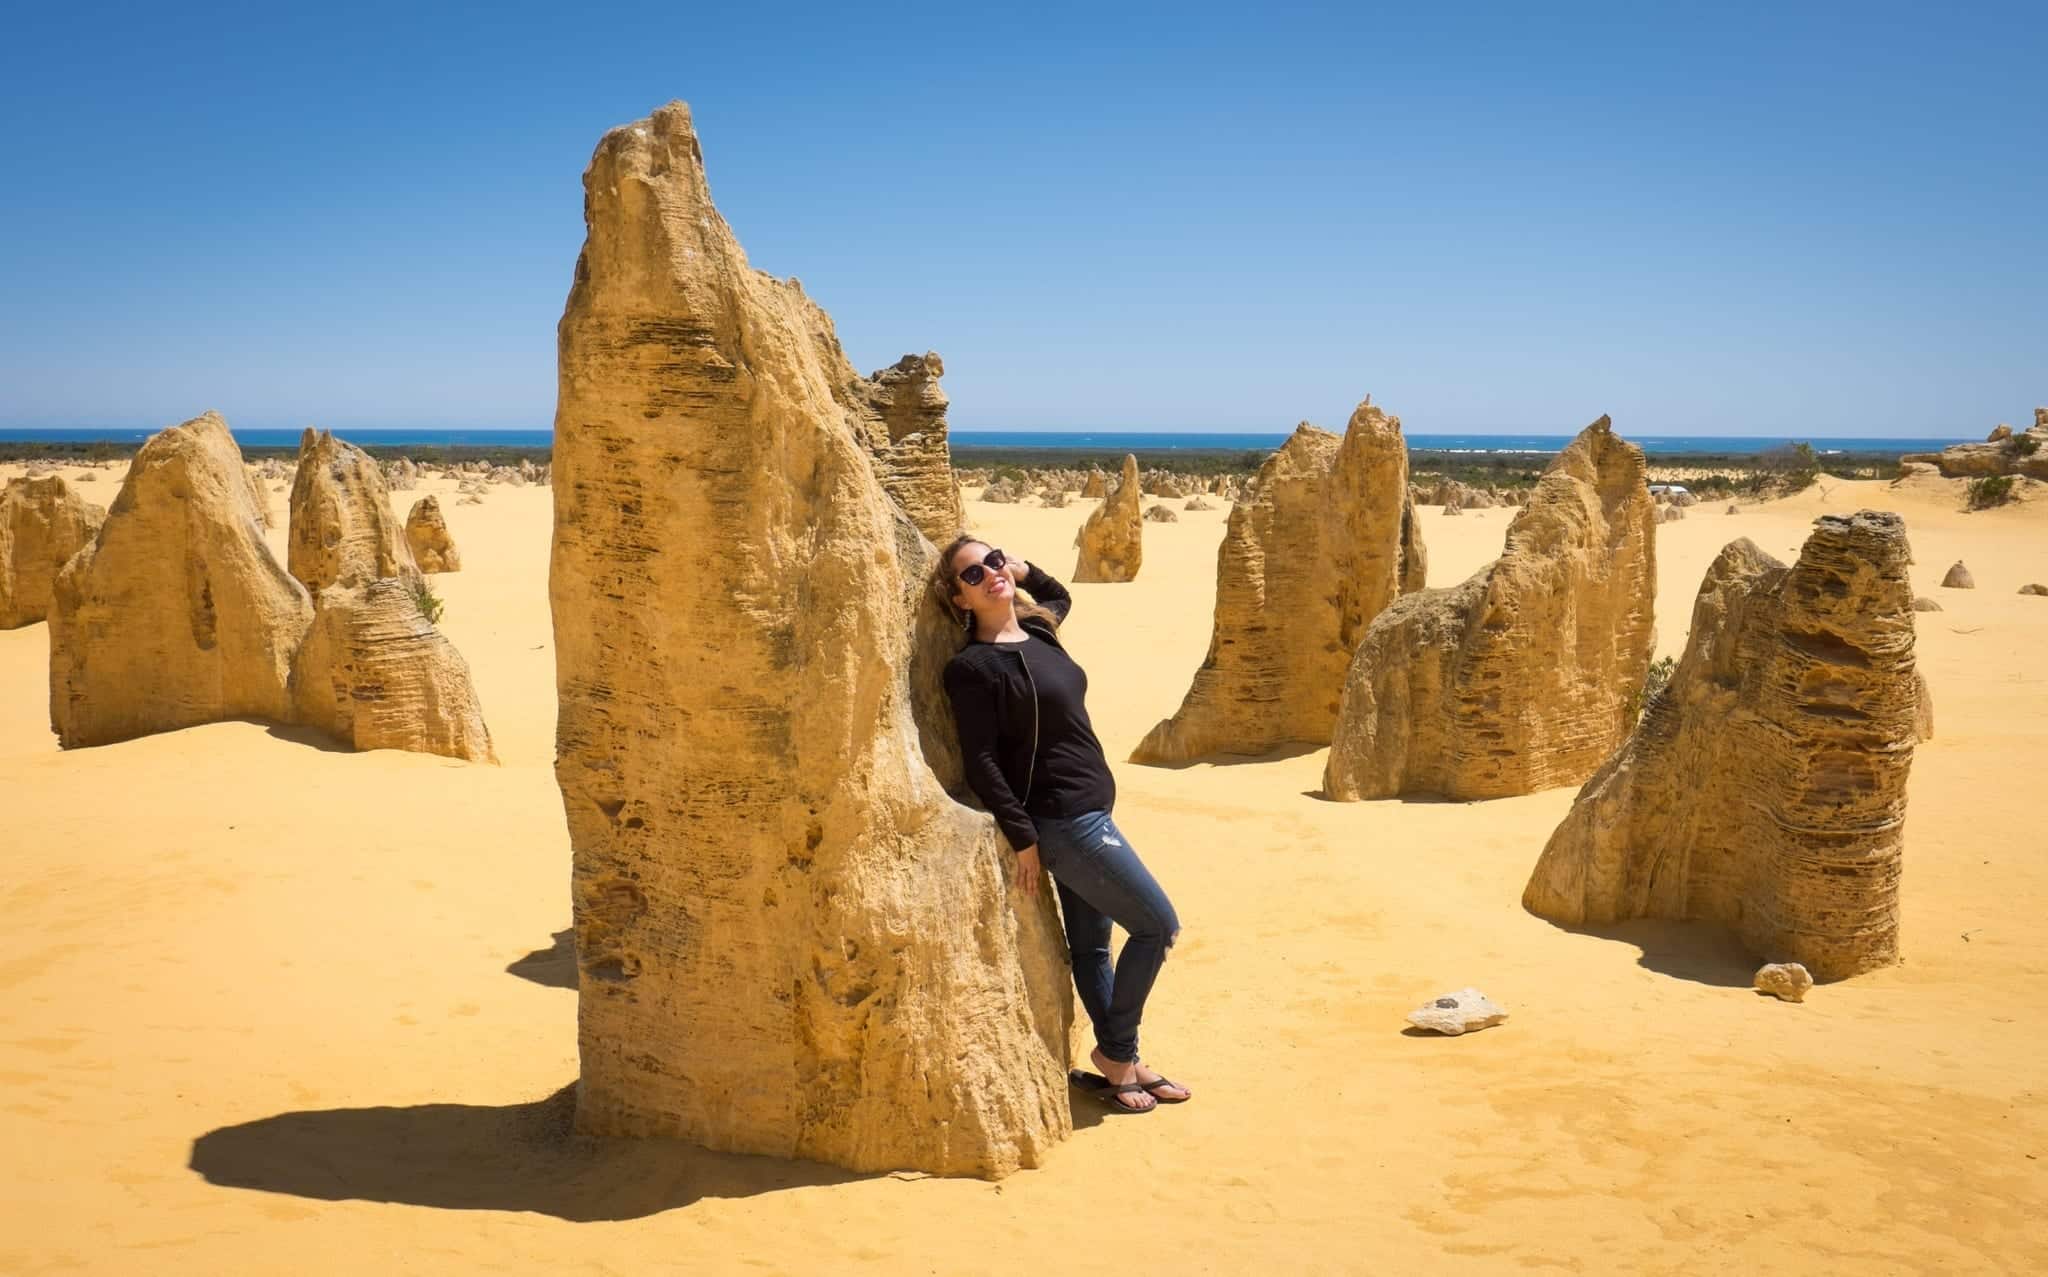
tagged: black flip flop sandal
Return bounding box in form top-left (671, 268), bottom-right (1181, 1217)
top-left (1067, 1069), bottom-right (1157, 1114)
top-left (1139, 1074), bottom-right (1191, 1103)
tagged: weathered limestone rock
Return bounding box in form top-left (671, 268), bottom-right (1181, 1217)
top-left (1912, 596), bottom-right (1942, 612)
top-left (386, 457), bottom-right (421, 491)
top-left (290, 578), bottom-right (495, 762)
top-left (1185, 495), bottom-right (1214, 511)
top-left (1900, 412), bottom-right (2048, 482)
top-left (1144, 503), bottom-right (1179, 522)
top-left (49, 413), bottom-right (313, 747)
top-left (550, 102), bottom-right (1071, 1178)
top-left (1132, 405), bottom-right (1421, 764)
top-left (1073, 454), bottom-right (1143, 583)
top-left (1727, 504), bottom-right (1741, 515)
top-left (1147, 473), bottom-right (1186, 499)
top-left (1988, 424), bottom-right (2013, 443)
top-left (857, 352), bottom-right (964, 544)
top-left (1940, 561), bottom-right (1974, 589)
top-left (287, 429), bottom-right (419, 591)
top-left (243, 467), bottom-right (275, 529)
top-left (1406, 988), bottom-right (1507, 1036)
top-left (980, 480), bottom-right (1023, 504)
top-left (1660, 505), bottom-right (1685, 523)
top-left (2021, 583), bottom-right (2048, 596)
top-left (1914, 671), bottom-right (1936, 741)
top-left (1, 476), bottom-right (105, 629)
top-left (1081, 469), bottom-right (1108, 499)
top-left (1522, 512), bottom-right (1918, 981)
top-left (1442, 501), bottom-right (1463, 517)
top-left (1754, 962), bottom-right (1814, 1003)
top-left (405, 495), bottom-right (461, 573)
top-left (1325, 417), bottom-right (1656, 801)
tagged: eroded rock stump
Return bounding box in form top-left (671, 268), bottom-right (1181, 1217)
top-left (1132, 402), bottom-right (1423, 764)
top-left (287, 428), bottom-right (419, 591)
top-left (405, 495), bottom-right (461, 573)
top-left (1324, 416), bottom-right (1657, 800)
top-left (1, 475), bottom-right (105, 629)
top-left (1074, 454), bottom-right (1142, 582)
top-left (1522, 512), bottom-right (1918, 980)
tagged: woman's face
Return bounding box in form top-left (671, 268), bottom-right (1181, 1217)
top-left (949, 541), bottom-right (1012, 613)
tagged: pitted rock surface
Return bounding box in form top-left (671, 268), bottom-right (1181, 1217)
top-left (1, 475), bottom-right (105, 629)
top-left (287, 429), bottom-right (420, 591)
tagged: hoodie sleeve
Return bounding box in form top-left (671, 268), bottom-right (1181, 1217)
top-left (1020, 563), bottom-right (1071, 623)
top-left (943, 657), bottom-right (1039, 853)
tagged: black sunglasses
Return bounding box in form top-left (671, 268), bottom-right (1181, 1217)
top-left (956, 548), bottom-right (1007, 587)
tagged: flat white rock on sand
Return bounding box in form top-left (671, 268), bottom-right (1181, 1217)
top-left (1407, 988), bottom-right (1508, 1035)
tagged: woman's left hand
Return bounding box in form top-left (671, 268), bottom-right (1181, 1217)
top-left (1004, 557), bottom-right (1030, 585)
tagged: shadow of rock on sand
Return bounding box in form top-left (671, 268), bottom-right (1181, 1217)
top-left (506, 928), bottom-right (577, 990)
top-left (1134, 741), bottom-right (1324, 771)
top-left (1549, 917), bottom-right (1760, 989)
top-left (189, 1084), bottom-right (868, 1220)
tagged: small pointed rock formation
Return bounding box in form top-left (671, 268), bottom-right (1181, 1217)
top-left (1081, 469), bottom-right (1108, 499)
top-left (290, 578), bottom-right (495, 762)
top-left (49, 413), bottom-right (314, 747)
top-left (405, 495), bottom-right (461, 573)
top-left (1, 475), bottom-right (106, 629)
top-left (856, 351), bottom-right (965, 544)
top-left (1132, 403), bottom-right (1423, 765)
top-left (1073, 454), bottom-right (1143, 582)
top-left (1522, 512), bottom-right (1918, 981)
top-left (1324, 417), bottom-right (1657, 801)
top-left (550, 102), bottom-right (1071, 1178)
top-left (288, 429), bottom-right (420, 591)
top-left (1940, 561), bottom-right (1974, 589)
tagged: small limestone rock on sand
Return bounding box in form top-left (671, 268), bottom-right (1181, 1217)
top-left (1144, 504), bottom-right (1179, 523)
top-left (1185, 495), bottom-right (1213, 511)
top-left (405, 495), bottom-right (462, 574)
top-left (1913, 596), bottom-right (1943, 612)
top-left (1407, 989), bottom-right (1508, 1036)
top-left (2021, 584), bottom-right (2048, 596)
top-left (1941, 561), bottom-right (1974, 589)
top-left (1754, 963), bottom-right (1814, 1003)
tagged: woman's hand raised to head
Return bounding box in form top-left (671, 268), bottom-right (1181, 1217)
top-left (1003, 557), bottom-right (1030, 585)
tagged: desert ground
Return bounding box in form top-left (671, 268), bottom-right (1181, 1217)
top-left (2, 459), bottom-right (2044, 1274)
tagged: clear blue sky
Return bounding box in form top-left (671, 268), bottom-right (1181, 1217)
top-left (1, 1), bottom-right (2041, 436)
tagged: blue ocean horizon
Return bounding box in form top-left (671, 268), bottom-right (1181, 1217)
top-left (0, 426), bottom-right (1972, 456)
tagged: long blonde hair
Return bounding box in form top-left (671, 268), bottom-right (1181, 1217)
top-left (931, 533), bottom-right (1060, 641)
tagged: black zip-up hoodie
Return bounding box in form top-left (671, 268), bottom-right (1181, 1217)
top-left (942, 564), bottom-right (1094, 853)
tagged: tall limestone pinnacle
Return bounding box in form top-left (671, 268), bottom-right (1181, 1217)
top-left (1132, 399), bottom-right (1424, 764)
top-left (1073, 453), bottom-right (1143, 582)
top-left (550, 102), bottom-right (1071, 1177)
top-left (1523, 512), bottom-right (1918, 980)
top-left (1324, 416), bottom-right (1657, 801)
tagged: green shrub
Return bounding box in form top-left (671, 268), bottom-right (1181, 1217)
top-left (2014, 435), bottom-right (2041, 457)
top-left (1967, 474), bottom-right (2016, 510)
top-left (1749, 442), bottom-right (1820, 495)
top-left (408, 577), bottom-right (445, 625)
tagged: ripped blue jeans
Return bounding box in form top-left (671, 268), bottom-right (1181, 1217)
top-left (1035, 809), bottom-right (1179, 1065)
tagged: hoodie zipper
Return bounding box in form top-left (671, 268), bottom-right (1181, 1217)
top-left (1015, 647), bottom-right (1039, 806)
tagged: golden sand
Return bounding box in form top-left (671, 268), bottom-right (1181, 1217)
top-left (2, 463), bottom-right (2044, 1273)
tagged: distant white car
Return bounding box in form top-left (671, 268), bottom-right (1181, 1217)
top-left (1646, 483), bottom-right (1691, 496)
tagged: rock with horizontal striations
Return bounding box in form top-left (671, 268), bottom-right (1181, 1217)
top-left (856, 352), bottom-right (965, 545)
top-left (404, 495), bottom-right (461, 573)
top-left (1754, 962), bottom-right (1814, 1003)
top-left (290, 578), bottom-right (495, 762)
top-left (287, 428), bottom-right (420, 591)
top-left (1940, 561), bottom-right (1974, 589)
top-left (1074, 454), bottom-right (1143, 582)
top-left (550, 102), bottom-right (1072, 1178)
top-left (1406, 988), bottom-right (1507, 1035)
top-left (1912, 596), bottom-right (1942, 612)
top-left (1133, 403), bottom-right (1422, 764)
top-left (1, 475), bottom-right (105, 629)
top-left (1523, 512), bottom-right (1918, 980)
top-left (49, 412), bottom-right (314, 747)
top-left (1325, 416), bottom-right (1656, 801)
top-left (1144, 503), bottom-right (1178, 522)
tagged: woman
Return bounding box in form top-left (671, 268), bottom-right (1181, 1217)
top-left (936, 535), bottom-right (1189, 1114)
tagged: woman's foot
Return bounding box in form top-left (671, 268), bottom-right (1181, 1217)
top-left (1135, 1060), bottom-right (1190, 1103)
top-left (1089, 1047), bottom-right (1157, 1112)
